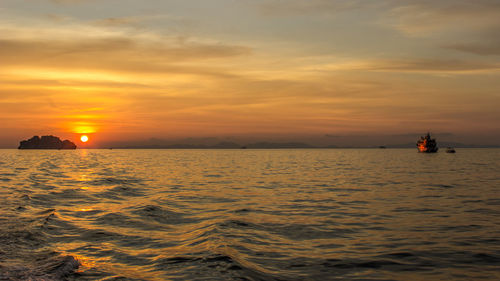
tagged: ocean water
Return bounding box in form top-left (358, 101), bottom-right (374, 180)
top-left (0, 148), bottom-right (499, 281)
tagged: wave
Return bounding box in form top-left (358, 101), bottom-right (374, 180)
top-left (0, 216), bottom-right (79, 281)
top-left (154, 252), bottom-right (287, 281)
top-left (0, 256), bottom-right (79, 281)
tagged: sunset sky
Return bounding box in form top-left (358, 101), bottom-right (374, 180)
top-left (1, 0), bottom-right (499, 147)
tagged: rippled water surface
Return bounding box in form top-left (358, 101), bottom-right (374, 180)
top-left (1, 149), bottom-right (499, 280)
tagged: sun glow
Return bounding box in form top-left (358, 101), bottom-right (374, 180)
top-left (73, 125), bottom-right (97, 134)
top-left (80, 135), bottom-right (89, 142)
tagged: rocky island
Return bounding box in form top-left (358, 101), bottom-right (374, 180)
top-left (18, 135), bottom-right (77, 149)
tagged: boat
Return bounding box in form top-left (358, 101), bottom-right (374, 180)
top-left (416, 133), bottom-right (438, 153)
top-left (446, 147), bottom-right (456, 153)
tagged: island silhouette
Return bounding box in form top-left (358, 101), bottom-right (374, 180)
top-left (18, 135), bottom-right (77, 149)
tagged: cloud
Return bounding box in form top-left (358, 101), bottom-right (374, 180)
top-left (91, 14), bottom-right (192, 28)
top-left (0, 36), bottom-right (251, 77)
top-left (0, 36), bottom-right (251, 60)
top-left (268, 0), bottom-right (500, 57)
top-left (257, 0), bottom-right (500, 59)
top-left (442, 28), bottom-right (500, 56)
top-left (364, 59), bottom-right (500, 73)
top-left (379, 1), bottom-right (500, 60)
top-left (259, 0), bottom-right (367, 15)
top-left (0, 76), bottom-right (156, 91)
top-left (384, 0), bottom-right (500, 47)
top-left (445, 43), bottom-right (500, 56)
top-left (49, 0), bottom-right (93, 4)
top-left (256, 0), bottom-right (394, 16)
top-left (392, 1), bottom-right (500, 32)
top-left (93, 17), bottom-right (139, 27)
top-left (308, 58), bottom-right (500, 74)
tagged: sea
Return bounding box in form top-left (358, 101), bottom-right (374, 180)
top-left (0, 149), bottom-right (499, 281)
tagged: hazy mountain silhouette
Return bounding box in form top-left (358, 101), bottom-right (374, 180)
top-left (22, 132), bottom-right (495, 150)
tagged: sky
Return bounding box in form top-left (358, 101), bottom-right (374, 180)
top-left (1, 0), bottom-right (499, 147)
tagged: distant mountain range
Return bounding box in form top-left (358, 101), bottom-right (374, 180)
top-left (383, 142), bottom-right (500, 149)
top-left (96, 133), bottom-right (500, 149)
top-left (110, 141), bottom-right (499, 149)
top-left (117, 141), bottom-right (316, 149)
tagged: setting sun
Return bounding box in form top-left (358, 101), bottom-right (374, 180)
top-left (80, 135), bottom-right (89, 143)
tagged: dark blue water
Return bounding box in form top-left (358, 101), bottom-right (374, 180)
top-left (0, 149), bottom-right (499, 280)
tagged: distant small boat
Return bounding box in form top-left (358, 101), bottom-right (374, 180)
top-left (379, 146), bottom-right (386, 149)
top-left (446, 147), bottom-right (456, 153)
top-left (417, 133), bottom-right (438, 153)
